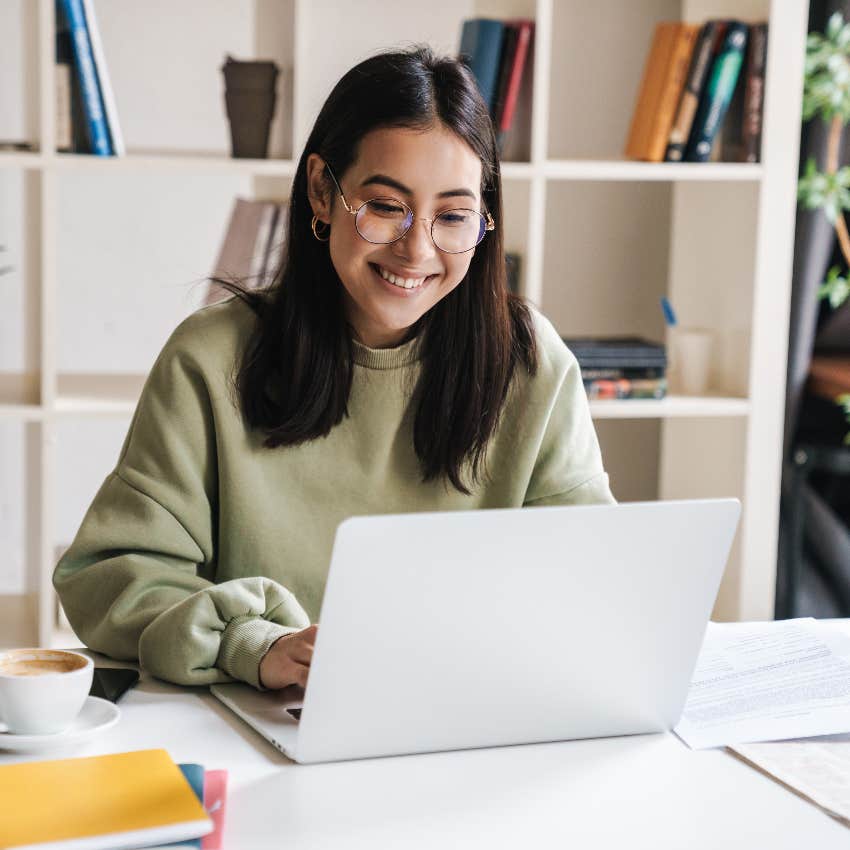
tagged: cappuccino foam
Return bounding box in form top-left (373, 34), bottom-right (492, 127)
top-left (0, 653), bottom-right (85, 677)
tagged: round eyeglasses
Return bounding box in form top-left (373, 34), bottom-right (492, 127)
top-left (324, 165), bottom-right (494, 254)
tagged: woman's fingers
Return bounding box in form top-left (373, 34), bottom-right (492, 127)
top-left (259, 625), bottom-right (318, 689)
top-left (287, 638), bottom-right (314, 666)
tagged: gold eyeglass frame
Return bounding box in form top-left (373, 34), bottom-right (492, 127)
top-left (323, 164), bottom-right (495, 255)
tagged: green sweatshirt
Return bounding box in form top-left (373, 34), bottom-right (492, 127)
top-left (54, 298), bottom-right (614, 689)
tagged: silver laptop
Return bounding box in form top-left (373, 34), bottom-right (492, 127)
top-left (211, 498), bottom-right (740, 764)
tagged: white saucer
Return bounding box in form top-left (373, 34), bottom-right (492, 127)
top-left (0, 696), bottom-right (120, 753)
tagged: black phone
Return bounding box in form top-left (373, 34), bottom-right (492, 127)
top-left (89, 667), bottom-right (140, 703)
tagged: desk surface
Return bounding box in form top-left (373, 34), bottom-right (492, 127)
top-left (3, 628), bottom-right (849, 849)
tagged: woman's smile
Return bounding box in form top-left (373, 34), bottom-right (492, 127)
top-left (369, 262), bottom-right (436, 294)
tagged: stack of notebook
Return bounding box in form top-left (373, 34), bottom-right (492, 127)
top-left (0, 749), bottom-right (228, 849)
top-left (562, 336), bottom-right (667, 400)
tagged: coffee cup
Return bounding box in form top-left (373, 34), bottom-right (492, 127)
top-left (0, 648), bottom-right (93, 735)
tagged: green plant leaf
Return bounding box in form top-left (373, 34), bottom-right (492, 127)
top-left (819, 266), bottom-right (850, 308)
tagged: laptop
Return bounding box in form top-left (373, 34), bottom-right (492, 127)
top-left (211, 498), bottom-right (740, 764)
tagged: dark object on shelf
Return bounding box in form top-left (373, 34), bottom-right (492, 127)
top-left (561, 336), bottom-right (667, 370)
top-left (721, 22), bottom-right (768, 163)
top-left (222, 55), bottom-right (280, 159)
top-left (684, 21), bottom-right (749, 162)
top-left (458, 19), bottom-right (505, 113)
top-left (665, 21), bottom-right (723, 162)
top-left (492, 21), bottom-right (533, 155)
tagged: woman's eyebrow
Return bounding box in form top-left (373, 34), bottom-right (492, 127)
top-left (359, 173), bottom-right (476, 200)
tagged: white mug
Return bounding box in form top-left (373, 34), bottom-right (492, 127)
top-left (0, 648), bottom-right (93, 735)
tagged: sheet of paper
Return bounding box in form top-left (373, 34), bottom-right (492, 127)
top-left (729, 734), bottom-right (850, 827)
top-left (674, 618), bottom-right (850, 749)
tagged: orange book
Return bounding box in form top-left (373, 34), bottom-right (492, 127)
top-left (625, 22), bottom-right (700, 162)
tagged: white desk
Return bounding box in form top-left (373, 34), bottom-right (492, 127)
top-left (3, 637), bottom-right (849, 849)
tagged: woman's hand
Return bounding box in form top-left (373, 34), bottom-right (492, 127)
top-left (258, 624), bottom-right (317, 690)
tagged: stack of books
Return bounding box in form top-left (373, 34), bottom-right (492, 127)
top-left (562, 336), bottom-right (667, 400)
top-left (458, 18), bottom-right (534, 155)
top-left (56, 0), bottom-right (123, 156)
top-left (625, 19), bottom-right (768, 163)
top-left (0, 749), bottom-right (228, 849)
top-left (206, 198), bottom-right (289, 304)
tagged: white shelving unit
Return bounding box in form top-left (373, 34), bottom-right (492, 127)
top-left (0, 0), bottom-right (807, 647)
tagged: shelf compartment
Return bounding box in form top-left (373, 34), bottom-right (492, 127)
top-left (55, 169), bottom-right (241, 376)
top-left (63, 0), bottom-right (296, 160)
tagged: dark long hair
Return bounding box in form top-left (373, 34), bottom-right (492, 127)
top-left (216, 46), bottom-right (537, 494)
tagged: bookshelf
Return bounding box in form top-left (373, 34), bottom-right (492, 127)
top-left (0, 0), bottom-right (806, 648)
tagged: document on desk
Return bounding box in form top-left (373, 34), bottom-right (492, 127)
top-left (728, 734), bottom-right (850, 828)
top-left (673, 618), bottom-right (850, 750)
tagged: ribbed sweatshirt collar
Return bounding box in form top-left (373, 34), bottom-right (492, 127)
top-left (351, 334), bottom-right (422, 370)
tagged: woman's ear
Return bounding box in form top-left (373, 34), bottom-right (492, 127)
top-left (306, 153), bottom-right (332, 222)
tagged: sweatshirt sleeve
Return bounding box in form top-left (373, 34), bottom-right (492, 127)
top-left (53, 318), bottom-right (310, 689)
top-left (522, 317), bottom-right (616, 507)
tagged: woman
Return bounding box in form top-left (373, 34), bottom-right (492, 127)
top-left (54, 46), bottom-right (614, 692)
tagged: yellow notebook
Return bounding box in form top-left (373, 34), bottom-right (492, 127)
top-left (0, 748), bottom-right (213, 849)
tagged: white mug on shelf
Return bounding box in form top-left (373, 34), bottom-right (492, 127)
top-left (0, 648), bottom-right (93, 735)
top-left (669, 327), bottom-right (713, 396)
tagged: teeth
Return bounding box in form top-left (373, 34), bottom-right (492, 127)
top-left (377, 265), bottom-right (426, 290)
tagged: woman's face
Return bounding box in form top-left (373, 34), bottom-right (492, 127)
top-left (307, 124), bottom-right (484, 348)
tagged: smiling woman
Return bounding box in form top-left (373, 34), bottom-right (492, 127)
top-left (53, 46), bottom-right (615, 694)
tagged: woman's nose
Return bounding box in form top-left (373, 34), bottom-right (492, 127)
top-left (392, 218), bottom-right (435, 264)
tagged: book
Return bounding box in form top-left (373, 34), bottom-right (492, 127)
top-left (624, 22), bottom-right (700, 162)
top-left (206, 197), bottom-right (288, 304)
top-left (81, 0), bottom-right (125, 156)
top-left (0, 749), bottom-right (212, 849)
top-left (55, 2), bottom-right (90, 154)
top-left (493, 20), bottom-right (533, 154)
top-left (55, 30), bottom-right (73, 152)
top-left (665, 21), bottom-right (724, 162)
top-left (167, 764), bottom-right (206, 849)
top-left (459, 19), bottom-right (506, 113)
top-left (584, 377), bottom-right (667, 400)
top-left (492, 24), bottom-right (518, 123)
top-left (684, 22), bottom-right (749, 162)
top-left (580, 366), bottom-right (665, 380)
top-left (201, 769), bottom-right (229, 850)
top-left (562, 336), bottom-right (667, 369)
top-left (57, 0), bottom-right (112, 156)
top-left (741, 23), bottom-right (768, 163)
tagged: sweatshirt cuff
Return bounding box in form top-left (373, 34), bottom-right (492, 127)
top-left (217, 615), bottom-right (300, 689)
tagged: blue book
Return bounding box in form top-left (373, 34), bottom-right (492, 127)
top-left (684, 22), bottom-right (748, 162)
top-left (164, 764), bottom-right (207, 848)
top-left (57, 0), bottom-right (113, 155)
top-left (459, 19), bottom-right (505, 112)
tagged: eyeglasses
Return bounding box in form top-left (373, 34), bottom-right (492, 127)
top-left (324, 164), bottom-right (494, 254)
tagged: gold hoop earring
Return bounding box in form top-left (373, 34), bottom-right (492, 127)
top-left (311, 214), bottom-right (330, 241)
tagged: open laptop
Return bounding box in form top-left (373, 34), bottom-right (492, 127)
top-left (211, 498), bottom-right (740, 764)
